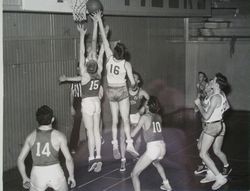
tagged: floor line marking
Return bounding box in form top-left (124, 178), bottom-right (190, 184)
top-left (77, 168), bottom-right (120, 188)
top-left (102, 176), bottom-right (131, 191)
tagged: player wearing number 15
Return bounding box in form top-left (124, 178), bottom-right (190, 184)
top-left (17, 105), bottom-right (76, 191)
top-left (131, 96), bottom-right (172, 191)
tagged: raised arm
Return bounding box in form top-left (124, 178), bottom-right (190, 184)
top-left (94, 11), bottom-right (113, 59)
top-left (97, 25), bottom-right (110, 74)
top-left (59, 133), bottom-right (76, 188)
top-left (125, 61), bottom-right (136, 89)
top-left (89, 19), bottom-right (98, 60)
top-left (77, 23), bottom-right (90, 84)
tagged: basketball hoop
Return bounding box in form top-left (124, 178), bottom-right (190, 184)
top-left (71, 0), bottom-right (88, 23)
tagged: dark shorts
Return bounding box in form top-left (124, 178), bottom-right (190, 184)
top-left (202, 121), bottom-right (226, 137)
top-left (107, 86), bottom-right (129, 102)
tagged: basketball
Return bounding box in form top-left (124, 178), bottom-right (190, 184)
top-left (86, 0), bottom-right (103, 14)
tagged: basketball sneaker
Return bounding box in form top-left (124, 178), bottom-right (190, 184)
top-left (194, 164), bottom-right (208, 175)
top-left (120, 158), bottom-right (126, 172)
top-left (160, 180), bottom-right (172, 191)
top-left (212, 174), bottom-right (228, 190)
top-left (94, 159), bottom-right (102, 173)
top-left (200, 170), bottom-right (216, 183)
top-left (222, 165), bottom-right (232, 176)
top-left (88, 160), bottom-right (97, 172)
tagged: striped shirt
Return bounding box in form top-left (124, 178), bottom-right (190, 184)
top-left (71, 83), bottom-right (82, 98)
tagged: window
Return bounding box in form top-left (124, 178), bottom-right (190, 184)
top-left (141, 0), bottom-right (146, 7)
top-left (169, 0), bottom-right (179, 8)
top-left (152, 0), bottom-right (163, 8)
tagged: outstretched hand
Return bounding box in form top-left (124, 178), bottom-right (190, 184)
top-left (77, 23), bottom-right (87, 34)
top-left (59, 75), bottom-right (67, 83)
top-left (90, 10), bottom-right (103, 21)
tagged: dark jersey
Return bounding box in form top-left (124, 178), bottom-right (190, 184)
top-left (129, 89), bottom-right (142, 114)
top-left (81, 79), bottom-right (101, 99)
top-left (31, 129), bottom-right (59, 166)
top-left (143, 113), bottom-right (164, 143)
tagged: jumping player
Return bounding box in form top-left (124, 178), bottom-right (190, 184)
top-left (119, 72), bottom-right (149, 171)
top-left (195, 73), bottom-right (231, 190)
top-left (17, 105), bottom-right (76, 191)
top-left (131, 96), bottom-right (172, 191)
top-left (94, 11), bottom-right (139, 159)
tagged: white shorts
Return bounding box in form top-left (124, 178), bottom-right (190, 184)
top-left (81, 97), bottom-right (101, 115)
top-left (145, 141), bottom-right (166, 161)
top-left (130, 113), bottom-right (140, 125)
top-left (30, 163), bottom-right (67, 191)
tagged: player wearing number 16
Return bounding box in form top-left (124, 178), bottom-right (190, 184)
top-left (94, 11), bottom-right (139, 159)
top-left (131, 96), bottom-right (173, 191)
top-left (17, 105), bottom-right (76, 191)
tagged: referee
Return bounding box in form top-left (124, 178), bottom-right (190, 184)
top-left (59, 63), bottom-right (84, 153)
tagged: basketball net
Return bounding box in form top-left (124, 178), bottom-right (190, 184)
top-left (71, 0), bottom-right (88, 23)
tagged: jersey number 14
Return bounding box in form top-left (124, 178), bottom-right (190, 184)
top-left (36, 142), bottom-right (51, 157)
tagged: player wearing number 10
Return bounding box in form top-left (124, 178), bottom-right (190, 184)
top-left (17, 105), bottom-right (76, 191)
top-left (131, 96), bottom-right (172, 191)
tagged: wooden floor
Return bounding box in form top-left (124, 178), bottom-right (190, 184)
top-left (3, 109), bottom-right (250, 191)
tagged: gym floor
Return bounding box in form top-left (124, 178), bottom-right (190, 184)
top-left (3, 109), bottom-right (250, 191)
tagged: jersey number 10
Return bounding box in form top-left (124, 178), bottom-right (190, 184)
top-left (152, 122), bottom-right (162, 133)
top-left (36, 142), bottom-right (51, 157)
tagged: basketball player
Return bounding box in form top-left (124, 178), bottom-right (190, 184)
top-left (194, 73), bottom-right (231, 190)
top-left (119, 72), bottom-right (149, 171)
top-left (76, 20), bottom-right (105, 172)
top-left (17, 105), bottom-right (76, 191)
top-left (131, 96), bottom-right (172, 191)
top-left (94, 11), bottom-right (139, 159)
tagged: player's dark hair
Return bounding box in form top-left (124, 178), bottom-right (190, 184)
top-left (147, 96), bottom-right (161, 114)
top-left (113, 42), bottom-right (126, 60)
top-left (198, 71), bottom-right (208, 83)
top-left (36, 105), bottom-right (53, 125)
top-left (86, 60), bottom-right (98, 74)
top-left (133, 71), bottom-right (143, 87)
top-left (215, 73), bottom-right (231, 94)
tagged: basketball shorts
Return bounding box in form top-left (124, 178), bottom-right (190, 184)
top-left (107, 86), bottom-right (129, 102)
top-left (145, 140), bottom-right (166, 161)
top-left (202, 121), bottom-right (226, 137)
top-left (130, 112), bottom-right (140, 125)
top-left (81, 97), bottom-right (101, 116)
top-left (30, 164), bottom-right (67, 191)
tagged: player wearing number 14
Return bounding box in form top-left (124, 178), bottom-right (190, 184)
top-left (17, 105), bottom-right (76, 191)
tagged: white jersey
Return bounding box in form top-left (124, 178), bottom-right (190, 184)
top-left (205, 93), bottom-right (229, 123)
top-left (106, 56), bottom-right (127, 87)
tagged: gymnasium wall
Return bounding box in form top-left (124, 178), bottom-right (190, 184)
top-left (3, 12), bottom-right (185, 171)
top-left (185, 40), bottom-right (250, 111)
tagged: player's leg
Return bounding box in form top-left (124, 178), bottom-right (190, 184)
top-left (213, 135), bottom-right (232, 176)
top-left (93, 104), bottom-right (102, 173)
top-left (131, 153), bottom-right (153, 191)
top-left (119, 124), bottom-right (126, 171)
top-left (119, 97), bottom-right (138, 157)
top-left (194, 131), bottom-right (207, 175)
top-left (153, 161), bottom-right (172, 191)
top-left (82, 108), bottom-right (96, 172)
top-left (109, 101), bottom-right (121, 159)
